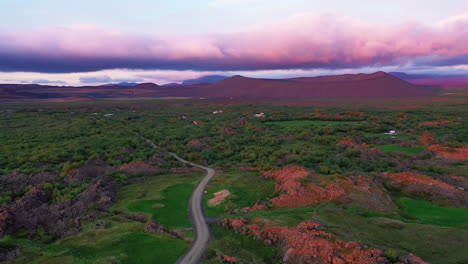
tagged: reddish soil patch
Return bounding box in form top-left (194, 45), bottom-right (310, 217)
top-left (243, 166), bottom-right (388, 211)
top-left (221, 218), bottom-right (428, 264)
top-left (429, 145), bottom-right (468, 160)
top-left (208, 189), bottom-right (231, 206)
top-left (419, 133), bottom-right (435, 145)
top-left (418, 120), bottom-right (451, 126)
top-left (337, 137), bottom-right (357, 147)
top-left (262, 166), bottom-right (343, 208)
top-left (383, 172), bottom-right (456, 190)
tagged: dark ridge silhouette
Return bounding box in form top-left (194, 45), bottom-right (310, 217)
top-left (0, 72), bottom-right (437, 102)
top-left (182, 75), bottom-right (229, 85)
top-left (194, 72), bottom-right (433, 98)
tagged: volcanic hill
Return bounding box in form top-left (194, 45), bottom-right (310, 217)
top-left (0, 72), bottom-right (436, 102)
top-left (194, 71), bottom-right (433, 98)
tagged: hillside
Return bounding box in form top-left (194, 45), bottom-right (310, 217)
top-left (0, 72), bottom-right (437, 102)
top-left (194, 72), bottom-right (434, 98)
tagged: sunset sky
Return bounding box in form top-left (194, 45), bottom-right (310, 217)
top-left (1, 0), bottom-right (467, 85)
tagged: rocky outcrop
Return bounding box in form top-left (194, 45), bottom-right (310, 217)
top-left (0, 246), bottom-right (20, 261)
top-left (221, 218), bottom-right (402, 264)
top-left (217, 254), bottom-right (253, 264)
top-left (144, 221), bottom-right (183, 240)
top-left (429, 145), bottom-right (468, 160)
top-left (0, 178), bottom-right (118, 238)
top-left (243, 166), bottom-right (395, 212)
top-left (124, 212), bottom-right (149, 223)
top-left (0, 209), bottom-right (13, 238)
top-left (383, 172), bottom-right (468, 207)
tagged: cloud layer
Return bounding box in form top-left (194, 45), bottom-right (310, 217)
top-left (0, 14), bottom-right (467, 73)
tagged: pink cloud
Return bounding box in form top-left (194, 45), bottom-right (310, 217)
top-left (0, 14), bottom-right (467, 73)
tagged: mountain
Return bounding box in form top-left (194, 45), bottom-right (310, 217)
top-left (162, 83), bottom-right (181, 86)
top-left (194, 72), bottom-right (433, 98)
top-left (135, 83), bottom-right (159, 88)
top-left (102, 82), bottom-right (139, 87)
top-left (182, 75), bottom-right (229, 85)
top-left (389, 72), bottom-right (468, 88)
top-left (0, 72), bottom-right (438, 102)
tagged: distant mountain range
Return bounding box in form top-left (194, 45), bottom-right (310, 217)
top-left (389, 72), bottom-right (468, 88)
top-left (101, 82), bottom-right (139, 87)
top-left (0, 71), bottom-right (459, 102)
top-left (181, 75), bottom-right (229, 85)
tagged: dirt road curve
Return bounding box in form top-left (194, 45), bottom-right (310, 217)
top-left (143, 138), bottom-right (215, 264)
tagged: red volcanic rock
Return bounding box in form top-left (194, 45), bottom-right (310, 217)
top-left (383, 172), bottom-right (456, 190)
top-left (429, 145), bottom-right (468, 160)
top-left (187, 139), bottom-right (203, 147)
top-left (398, 113), bottom-right (409, 120)
top-left (242, 201), bottom-right (269, 212)
top-left (384, 172), bottom-right (468, 207)
top-left (418, 120), bottom-right (451, 126)
top-left (419, 133), bottom-right (435, 145)
top-left (219, 255), bottom-right (240, 263)
top-left (337, 137), bottom-right (357, 147)
top-left (194, 72), bottom-right (433, 98)
top-left (247, 166), bottom-right (391, 210)
top-left (223, 219), bottom-right (396, 264)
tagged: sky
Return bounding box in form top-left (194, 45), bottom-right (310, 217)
top-left (1, 0), bottom-right (467, 85)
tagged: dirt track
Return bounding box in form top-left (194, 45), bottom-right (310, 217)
top-left (143, 137), bottom-right (215, 264)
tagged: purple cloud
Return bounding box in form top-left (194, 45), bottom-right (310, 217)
top-left (0, 14), bottom-right (467, 73)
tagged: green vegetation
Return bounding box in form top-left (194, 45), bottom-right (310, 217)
top-left (400, 198), bottom-right (468, 227)
top-left (315, 209), bottom-right (468, 264)
top-left (202, 225), bottom-right (280, 264)
top-left (1, 99), bottom-right (467, 264)
top-left (363, 132), bottom-right (409, 139)
top-left (6, 219), bottom-right (189, 264)
top-left (127, 184), bottom-right (195, 228)
top-left (204, 170), bottom-right (275, 217)
top-left (377, 144), bottom-right (424, 154)
top-left (267, 120), bottom-right (361, 127)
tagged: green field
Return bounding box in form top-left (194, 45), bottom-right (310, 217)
top-left (201, 225), bottom-right (280, 264)
top-left (315, 208), bottom-right (468, 264)
top-left (203, 170), bottom-right (275, 217)
top-left (400, 198), bottom-right (468, 227)
top-left (127, 184), bottom-right (195, 228)
top-left (363, 132), bottom-right (410, 139)
top-left (377, 144), bottom-right (424, 153)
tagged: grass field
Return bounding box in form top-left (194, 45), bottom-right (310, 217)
top-left (201, 225), bottom-right (280, 264)
top-left (6, 220), bottom-right (189, 264)
top-left (400, 198), bottom-right (468, 227)
top-left (127, 184), bottom-right (194, 228)
top-left (316, 208), bottom-right (468, 264)
top-left (377, 144), bottom-right (424, 154)
top-left (203, 170), bottom-right (275, 217)
top-left (363, 132), bottom-right (410, 139)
